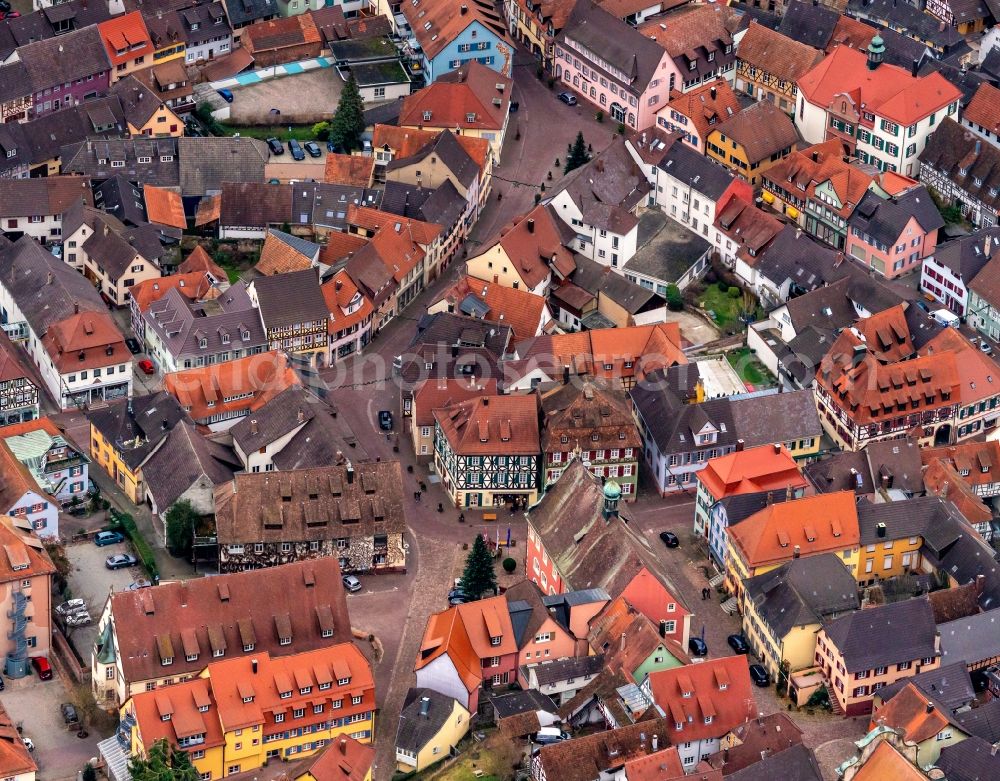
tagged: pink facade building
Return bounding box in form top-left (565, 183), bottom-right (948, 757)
top-left (847, 187), bottom-right (945, 279)
top-left (554, 1), bottom-right (679, 132)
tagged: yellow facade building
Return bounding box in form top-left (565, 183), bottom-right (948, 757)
top-left (394, 689), bottom-right (471, 772)
top-left (124, 646), bottom-right (374, 781)
top-left (706, 100), bottom-right (798, 188)
top-left (741, 553), bottom-right (860, 679)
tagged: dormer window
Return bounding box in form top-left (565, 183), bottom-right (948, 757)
top-left (185, 653), bottom-right (198, 662)
top-left (242, 695), bottom-right (253, 703)
top-left (279, 635), bottom-right (291, 646)
top-left (422, 110), bottom-right (432, 121)
top-left (705, 715), bottom-right (713, 724)
top-left (299, 686), bottom-right (312, 695)
top-left (466, 113), bottom-right (475, 123)
top-left (199, 338), bottom-right (207, 349)
top-left (337, 676), bottom-right (351, 685)
top-left (681, 690), bottom-right (692, 698)
top-left (198, 705), bottom-right (209, 713)
top-left (222, 333), bottom-right (230, 344)
top-left (490, 635), bottom-right (502, 646)
top-left (242, 329), bottom-right (250, 341)
top-left (213, 648), bottom-right (224, 658)
top-left (161, 713), bottom-right (171, 722)
top-left (960, 167), bottom-right (969, 176)
top-left (162, 657), bottom-right (173, 666)
top-left (675, 722), bottom-right (683, 731)
top-left (719, 682), bottom-right (728, 690)
top-left (279, 689), bottom-right (292, 699)
top-left (243, 643), bottom-right (254, 652)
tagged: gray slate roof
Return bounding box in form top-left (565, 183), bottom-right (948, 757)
top-left (657, 141), bottom-right (736, 199)
top-left (776, 0), bottom-right (841, 49)
top-left (386, 130), bottom-right (479, 189)
top-left (16, 25), bottom-right (110, 91)
top-left (141, 421), bottom-right (240, 511)
top-left (744, 553), bottom-right (859, 639)
top-left (857, 496), bottom-right (963, 546)
top-left (876, 661), bottom-right (974, 714)
top-left (0, 236), bottom-right (106, 337)
top-left (849, 187), bottom-right (945, 249)
top-left (395, 688), bottom-right (462, 753)
top-left (178, 137), bottom-right (269, 196)
top-left (823, 596), bottom-right (938, 673)
top-left (953, 700), bottom-right (1000, 744)
top-left (488, 689), bottom-right (557, 719)
top-left (251, 267), bottom-right (328, 331)
top-left (522, 654), bottom-right (605, 687)
top-left (87, 392), bottom-right (188, 470)
top-left (937, 735), bottom-right (1000, 781)
top-left (940, 611), bottom-right (1000, 668)
top-left (728, 744), bottom-right (822, 781)
top-left (145, 281), bottom-right (266, 362)
top-left (61, 138), bottom-right (180, 188)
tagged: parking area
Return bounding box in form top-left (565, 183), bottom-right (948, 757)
top-left (2, 673), bottom-right (102, 781)
top-left (62, 540), bottom-right (144, 660)
top-left (228, 69), bottom-right (343, 125)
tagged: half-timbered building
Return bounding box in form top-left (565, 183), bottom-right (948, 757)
top-left (735, 22), bottom-right (822, 116)
top-left (248, 268), bottom-right (329, 367)
top-left (434, 394), bottom-right (540, 509)
top-left (0, 331), bottom-right (39, 426)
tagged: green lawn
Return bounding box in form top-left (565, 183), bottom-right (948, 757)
top-left (221, 263), bottom-right (242, 284)
top-left (698, 285), bottom-right (745, 329)
top-left (727, 347), bottom-right (775, 388)
top-left (218, 123), bottom-right (319, 142)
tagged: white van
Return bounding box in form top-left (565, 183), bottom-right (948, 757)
top-left (932, 309), bottom-right (960, 328)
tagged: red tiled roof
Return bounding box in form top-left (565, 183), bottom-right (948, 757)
top-left (324, 154), bottom-right (374, 188)
top-left (98, 11), bottom-right (153, 67)
top-left (737, 22), bottom-right (823, 84)
top-left (698, 444), bottom-right (806, 501)
top-left (178, 245), bottom-right (228, 284)
top-left (662, 79), bottom-right (743, 146)
top-left (143, 185), bottom-right (186, 229)
top-left (242, 14), bottom-right (321, 52)
top-left (131, 273), bottom-right (216, 314)
top-left (412, 377), bottom-right (499, 428)
top-left (257, 231), bottom-right (315, 276)
top-left (487, 204), bottom-right (575, 290)
top-left (850, 740), bottom-right (926, 781)
top-left (42, 311), bottom-right (128, 373)
top-left (292, 736), bottom-right (374, 781)
top-left (964, 83), bottom-right (1000, 136)
top-left (432, 275), bottom-right (548, 340)
top-left (0, 702), bottom-right (36, 778)
top-left (434, 394), bottom-right (539, 455)
top-left (623, 747), bottom-right (693, 781)
top-left (827, 16), bottom-right (877, 53)
top-left (321, 270), bottom-right (373, 335)
top-left (646, 656), bottom-right (756, 744)
top-left (163, 351), bottom-right (301, 423)
top-left (797, 46), bottom-right (962, 127)
top-left (400, 61), bottom-right (512, 132)
top-left (728, 491), bottom-right (861, 569)
top-left (869, 683), bottom-right (951, 744)
top-left (319, 232), bottom-right (368, 266)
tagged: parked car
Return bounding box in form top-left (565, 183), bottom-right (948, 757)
top-left (342, 575), bottom-right (362, 593)
top-left (1, 10), bottom-right (21, 18)
top-left (688, 637), bottom-right (708, 656)
top-left (288, 139), bottom-right (305, 161)
top-left (304, 141), bottom-right (322, 158)
top-left (749, 664), bottom-right (771, 687)
top-left (378, 410), bottom-right (393, 431)
top-left (266, 137), bottom-right (284, 155)
top-left (138, 359), bottom-right (154, 375)
top-left (981, 340), bottom-right (994, 356)
top-left (60, 703), bottom-right (79, 726)
top-left (106, 553), bottom-right (138, 570)
top-left (64, 612), bottom-right (92, 627)
top-left (55, 599), bottom-right (86, 617)
top-left (659, 531), bottom-right (679, 548)
top-left (727, 634), bottom-right (750, 654)
top-left (217, 87), bottom-right (234, 103)
top-left (126, 579), bottom-right (152, 591)
top-left (447, 587), bottom-right (467, 606)
top-left (30, 656), bottom-right (51, 680)
top-left (326, 139), bottom-right (338, 153)
top-left (557, 92), bottom-right (577, 106)
top-left (533, 728), bottom-right (570, 745)
top-left (94, 530), bottom-right (124, 547)
top-left (125, 337), bottom-right (141, 354)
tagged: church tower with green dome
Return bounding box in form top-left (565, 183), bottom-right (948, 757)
top-left (602, 479), bottom-right (622, 519)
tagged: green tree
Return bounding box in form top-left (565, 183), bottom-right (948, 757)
top-left (564, 132), bottom-right (590, 174)
top-left (312, 120), bottom-right (331, 141)
top-left (665, 284), bottom-right (683, 311)
top-left (329, 74), bottom-right (366, 153)
top-left (164, 500), bottom-right (198, 558)
top-left (128, 740), bottom-right (199, 781)
top-left (459, 535), bottom-right (497, 600)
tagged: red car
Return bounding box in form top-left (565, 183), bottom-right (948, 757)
top-left (31, 656), bottom-right (52, 680)
top-left (138, 359), bottom-right (154, 375)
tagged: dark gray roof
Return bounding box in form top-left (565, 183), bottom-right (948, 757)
top-left (142, 421), bottom-right (239, 511)
top-left (541, 588), bottom-right (609, 632)
top-left (395, 688), bottom-right (461, 753)
top-left (93, 176), bottom-right (147, 228)
top-left (2, 0), bottom-right (112, 58)
top-left (847, 0), bottom-right (966, 52)
top-left (920, 119), bottom-right (1000, 219)
top-left (776, 0), bottom-right (840, 49)
top-left (805, 450), bottom-right (872, 495)
top-left (630, 374), bottom-right (736, 455)
top-left (849, 187), bottom-right (945, 250)
top-left (64, 201), bottom-right (164, 279)
top-left (109, 77), bottom-right (166, 132)
top-left (717, 489), bottom-right (790, 526)
top-left (386, 130), bottom-right (479, 189)
top-left (363, 99), bottom-right (401, 127)
top-left (571, 255), bottom-right (663, 313)
top-left (657, 141), bottom-right (735, 199)
top-left (61, 138), bottom-right (180, 188)
top-left (937, 735), bottom-right (1000, 781)
top-left (875, 26), bottom-right (932, 72)
top-left (728, 744), bottom-right (822, 781)
top-left (754, 226), bottom-right (844, 296)
top-left (557, 0), bottom-right (668, 93)
top-left (251, 267), bottom-right (328, 331)
top-left (858, 496), bottom-right (966, 546)
top-left (862, 437), bottom-right (924, 493)
top-left (730, 389), bottom-right (823, 449)
top-left (745, 554), bottom-right (859, 640)
top-left (381, 180), bottom-right (465, 231)
top-left (224, 0), bottom-right (278, 29)
top-left (521, 654), bottom-right (605, 687)
top-left (178, 137), bottom-right (270, 196)
top-left (144, 282), bottom-right (267, 362)
top-left (623, 211), bottom-right (711, 286)
top-left (779, 325), bottom-right (836, 386)
top-left (876, 661), bottom-right (974, 714)
top-left (940, 611), bottom-right (1000, 668)
top-left (293, 182), bottom-right (381, 231)
top-left (919, 513), bottom-right (1000, 611)
top-left (87, 392), bottom-right (188, 470)
top-left (930, 230), bottom-right (1000, 282)
top-left (0, 236), bottom-right (106, 337)
top-left (782, 278), bottom-right (858, 334)
top-left (16, 24), bottom-right (110, 91)
top-left (488, 689), bottom-right (557, 719)
top-left (953, 701), bottom-right (1000, 744)
top-left (823, 596), bottom-right (938, 673)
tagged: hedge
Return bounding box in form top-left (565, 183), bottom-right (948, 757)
top-left (107, 509), bottom-right (159, 583)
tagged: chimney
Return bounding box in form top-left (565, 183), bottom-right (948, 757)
top-left (251, 658), bottom-right (258, 674)
top-left (877, 522), bottom-right (887, 538)
top-left (527, 218), bottom-right (535, 234)
top-left (347, 464), bottom-right (355, 484)
top-left (926, 701), bottom-right (935, 714)
top-left (335, 279), bottom-right (342, 291)
top-left (976, 574), bottom-right (985, 595)
top-left (74, 301), bottom-right (80, 314)
top-left (659, 620), bottom-right (667, 638)
top-left (793, 545), bottom-right (801, 558)
top-left (46, 271), bottom-right (53, 285)
top-left (339, 738), bottom-right (348, 754)
top-left (976, 139), bottom-right (982, 155)
top-left (652, 735), bottom-right (658, 752)
top-left (460, 3), bottom-right (467, 12)
top-left (811, 151), bottom-right (819, 163)
top-left (482, 397), bottom-right (489, 406)
top-left (493, 274), bottom-right (499, 284)
top-left (710, 86), bottom-right (717, 100)
top-left (773, 443), bottom-right (781, 455)
top-left (563, 365), bottom-right (570, 385)
top-left (250, 419), bottom-right (258, 435)
top-left (736, 439), bottom-right (745, 452)
top-left (620, 632), bottom-right (626, 651)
